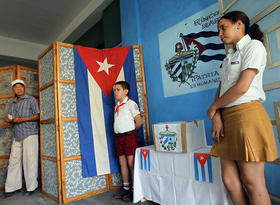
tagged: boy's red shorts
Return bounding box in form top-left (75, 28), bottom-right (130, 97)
top-left (115, 130), bottom-right (139, 156)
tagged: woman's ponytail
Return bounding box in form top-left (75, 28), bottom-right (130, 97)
top-left (247, 23), bottom-right (264, 43)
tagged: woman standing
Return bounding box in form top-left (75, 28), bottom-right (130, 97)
top-left (207, 11), bottom-right (278, 205)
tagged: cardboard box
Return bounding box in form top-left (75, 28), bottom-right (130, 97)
top-left (152, 120), bottom-right (206, 153)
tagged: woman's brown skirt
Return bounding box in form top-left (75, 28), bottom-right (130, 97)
top-left (210, 100), bottom-right (278, 162)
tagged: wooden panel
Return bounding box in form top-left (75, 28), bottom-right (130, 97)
top-left (264, 81), bottom-right (280, 91)
top-left (39, 42), bottom-right (61, 204)
top-left (218, 0), bottom-right (238, 15)
top-left (251, 1), bottom-right (280, 23)
top-left (274, 102), bottom-right (280, 150)
top-left (263, 22), bottom-right (280, 69)
top-left (0, 64), bottom-right (37, 190)
top-left (53, 42), bottom-right (63, 204)
top-left (0, 66), bottom-right (16, 97)
top-left (63, 188), bottom-right (108, 204)
top-left (270, 193), bottom-right (280, 202)
top-left (134, 45), bottom-right (151, 145)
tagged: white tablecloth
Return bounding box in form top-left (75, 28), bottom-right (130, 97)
top-left (133, 145), bottom-right (232, 205)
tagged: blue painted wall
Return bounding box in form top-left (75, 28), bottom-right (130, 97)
top-left (120, 0), bottom-right (280, 202)
top-left (120, 0), bottom-right (217, 146)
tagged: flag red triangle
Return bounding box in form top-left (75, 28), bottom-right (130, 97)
top-left (182, 36), bottom-right (206, 56)
top-left (195, 153), bottom-right (209, 167)
top-left (141, 149), bottom-right (150, 160)
top-left (75, 45), bottom-right (131, 97)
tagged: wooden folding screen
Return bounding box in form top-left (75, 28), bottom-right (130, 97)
top-left (0, 65), bottom-right (38, 189)
top-left (38, 42), bottom-right (150, 204)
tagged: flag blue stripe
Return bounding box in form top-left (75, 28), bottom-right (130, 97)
top-left (201, 165), bottom-right (206, 182)
top-left (148, 151), bottom-right (150, 171)
top-left (199, 54), bottom-right (226, 62)
top-left (123, 47), bottom-right (145, 146)
top-left (102, 91), bottom-right (120, 173)
top-left (74, 48), bottom-right (97, 177)
top-left (194, 155), bottom-right (199, 181)
top-left (173, 63), bottom-right (181, 75)
top-left (186, 31), bottom-right (218, 39)
top-left (204, 43), bottom-right (225, 50)
top-left (144, 158), bottom-right (147, 170)
top-left (123, 47), bottom-right (138, 102)
top-left (207, 157), bottom-right (213, 183)
top-left (140, 150), bottom-right (143, 170)
top-left (178, 72), bottom-right (182, 80)
top-left (163, 137), bottom-right (169, 144)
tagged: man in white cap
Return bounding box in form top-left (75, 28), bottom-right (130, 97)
top-left (2, 79), bottom-right (39, 197)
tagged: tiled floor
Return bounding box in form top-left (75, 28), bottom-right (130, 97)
top-left (0, 189), bottom-right (158, 205)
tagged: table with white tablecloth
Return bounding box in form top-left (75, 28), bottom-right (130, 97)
top-left (133, 145), bottom-right (232, 205)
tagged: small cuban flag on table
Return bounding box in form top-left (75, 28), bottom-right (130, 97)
top-left (194, 153), bottom-right (213, 183)
top-left (140, 149), bottom-right (151, 171)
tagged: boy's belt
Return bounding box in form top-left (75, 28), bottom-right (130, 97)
top-left (115, 130), bottom-right (135, 137)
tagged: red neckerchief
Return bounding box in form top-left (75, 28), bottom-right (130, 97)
top-left (115, 97), bottom-right (130, 116)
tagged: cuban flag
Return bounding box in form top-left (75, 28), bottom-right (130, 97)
top-left (74, 45), bottom-right (144, 177)
top-left (194, 153), bottom-right (213, 183)
top-left (140, 149), bottom-right (150, 171)
top-left (182, 31), bottom-right (226, 62)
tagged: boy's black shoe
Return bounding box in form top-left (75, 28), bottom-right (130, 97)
top-left (122, 190), bottom-right (133, 202)
top-left (113, 188), bottom-right (130, 199)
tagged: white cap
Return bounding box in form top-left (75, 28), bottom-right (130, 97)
top-left (11, 79), bottom-right (25, 87)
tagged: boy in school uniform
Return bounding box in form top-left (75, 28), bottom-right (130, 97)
top-left (113, 81), bottom-right (142, 202)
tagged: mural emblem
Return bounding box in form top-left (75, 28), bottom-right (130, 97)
top-left (165, 33), bottom-right (205, 86)
top-left (165, 31), bottom-right (225, 87)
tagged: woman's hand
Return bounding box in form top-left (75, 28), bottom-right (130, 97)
top-left (207, 104), bottom-right (217, 119)
top-left (211, 112), bottom-right (224, 143)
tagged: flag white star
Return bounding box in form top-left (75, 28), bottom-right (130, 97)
top-left (189, 41), bottom-right (197, 50)
top-left (96, 58), bottom-right (114, 75)
top-left (200, 156), bottom-right (204, 160)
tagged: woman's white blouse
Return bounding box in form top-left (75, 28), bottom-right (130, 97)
top-left (219, 34), bottom-right (267, 108)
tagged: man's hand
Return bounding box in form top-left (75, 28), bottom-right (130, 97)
top-left (4, 116), bottom-right (12, 123)
top-left (12, 117), bottom-right (23, 123)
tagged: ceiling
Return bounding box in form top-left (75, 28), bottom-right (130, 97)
top-left (0, 0), bottom-right (113, 62)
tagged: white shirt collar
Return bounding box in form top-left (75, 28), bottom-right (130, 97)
top-left (118, 96), bottom-right (129, 105)
top-left (236, 34), bottom-right (251, 51)
top-left (227, 34), bottom-right (251, 54)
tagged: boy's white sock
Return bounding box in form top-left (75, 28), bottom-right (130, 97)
top-left (123, 182), bottom-right (130, 190)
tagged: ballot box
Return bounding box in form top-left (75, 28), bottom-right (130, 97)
top-left (152, 120), bottom-right (207, 153)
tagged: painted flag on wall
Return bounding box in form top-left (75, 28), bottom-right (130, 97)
top-left (140, 149), bottom-right (150, 171)
top-left (182, 31), bottom-right (226, 62)
top-left (194, 153), bottom-right (213, 183)
top-left (74, 45), bottom-right (144, 177)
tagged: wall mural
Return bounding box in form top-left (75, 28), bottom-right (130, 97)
top-left (159, 3), bottom-right (225, 97)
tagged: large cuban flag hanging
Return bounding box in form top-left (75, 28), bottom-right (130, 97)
top-left (74, 45), bottom-right (144, 177)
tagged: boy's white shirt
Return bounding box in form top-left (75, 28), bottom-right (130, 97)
top-left (114, 96), bottom-right (140, 134)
